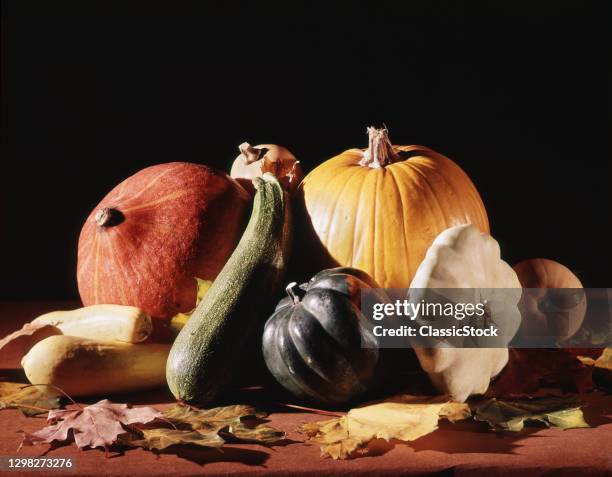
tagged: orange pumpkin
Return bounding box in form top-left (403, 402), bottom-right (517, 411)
top-left (513, 258), bottom-right (586, 339)
top-left (296, 127), bottom-right (489, 288)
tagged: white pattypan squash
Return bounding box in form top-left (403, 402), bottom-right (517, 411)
top-left (408, 224), bottom-right (522, 402)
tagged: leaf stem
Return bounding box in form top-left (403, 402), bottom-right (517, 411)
top-left (25, 383), bottom-right (82, 409)
top-left (276, 403), bottom-right (345, 417)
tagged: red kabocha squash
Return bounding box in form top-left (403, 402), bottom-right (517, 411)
top-left (77, 162), bottom-right (250, 321)
top-left (296, 127), bottom-right (489, 288)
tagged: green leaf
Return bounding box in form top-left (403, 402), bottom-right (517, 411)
top-left (474, 396), bottom-right (589, 432)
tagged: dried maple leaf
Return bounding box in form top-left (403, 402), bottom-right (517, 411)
top-left (22, 399), bottom-right (162, 450)
top-left (0, 382), bottom-right (60, 416)
top-left (0, 323), bottom-right (61, 368)
top-left (121, 404), bottom-right (284, 451)
top-left (474, 396), bottom-right (589, 432)
top-left (487, 348), bottom-right (593, 398)
top-left (298, 395), bottom-right (470, 459)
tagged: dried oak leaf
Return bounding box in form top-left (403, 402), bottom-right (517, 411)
top-left (474, 396), bottom-right (589, 432)
top-left (298, 395), bottom-right (470, 460)
top-left (22, 399), bottom-right (162, 450)
top-left (0, 323), bottom-right (61, 368)
top-left (121, 404), bottom-right (284, 451)
top-left (487, 348), bottom-right (593, 398)
top-left (0, 382), bottom-right (60, 416)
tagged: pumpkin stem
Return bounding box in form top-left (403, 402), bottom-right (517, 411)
top-left (359, 127), bottom-right (401, 168)
top-left (239, 142), bottom-right (262, 165)
top-left (94, 207), bottom-right (124, 227)
top-left (285, 282), bottom-right (301, 304)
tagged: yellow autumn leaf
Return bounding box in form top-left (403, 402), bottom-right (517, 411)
top-left (169, 313), bottom-right (191, 333)
top-left (590, 348), bottom-right (612, 370)
top-left (195, 278), bottom-right (212, 303)
top-left (592, 348), bottom-right (612, 392)
top-left (298, 395), bottom-right (470, 459)
top-left (578, 348), bottom-right (611, 392)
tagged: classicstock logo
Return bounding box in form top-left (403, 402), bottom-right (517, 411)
top-left (360, 288), bottom-right (611, 349)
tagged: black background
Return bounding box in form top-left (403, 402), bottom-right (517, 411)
top-left (1, 1), bottom-right (610, 300)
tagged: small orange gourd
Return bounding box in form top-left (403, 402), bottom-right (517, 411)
top-left (513, 258), bottom-right (586, 340)
top-left (230, 143), bottom-right (303, 195)
top-left (296, 127), bottom-right (489, 288)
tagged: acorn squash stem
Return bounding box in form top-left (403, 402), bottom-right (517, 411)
top-left (285, 282), bottom-right (301, 304)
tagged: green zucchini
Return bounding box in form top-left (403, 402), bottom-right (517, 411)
top-left (166, 173), bottom-right (291, 404)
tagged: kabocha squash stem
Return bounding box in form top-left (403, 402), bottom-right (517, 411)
top-left (166, 173), bottom-right (291, 405)
top-left (94, 207), bottom-right (124, 227)
top-left (359, 127), bottom-right (402, 168)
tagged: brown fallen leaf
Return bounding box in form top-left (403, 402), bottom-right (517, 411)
top-left (487, 348), bottom-right (592, 398)
top-left (120, 428), bottom-right (225, 451)
top-left (0, 323), bottom-right (61, 368)
top-left (298, 395), bottom-right (470, 459)
top-left (121, 404), bottom-right (284, 451)
top-left (474, 396), bottom-right (589, 432)
top-left (22, 399), bottom-right (162, 450)
top-left (0, 382), bottom-right (60, 416)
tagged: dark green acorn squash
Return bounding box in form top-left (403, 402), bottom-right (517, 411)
top-left (262, 267), bottom-right (383, 405)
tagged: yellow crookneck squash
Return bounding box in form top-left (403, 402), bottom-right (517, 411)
top-left (297, 127), bottom-right (489, 288)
